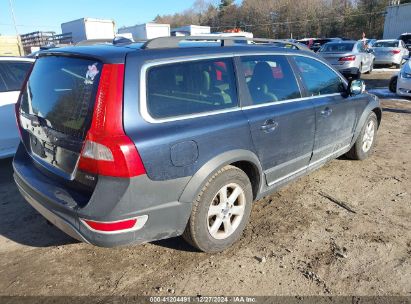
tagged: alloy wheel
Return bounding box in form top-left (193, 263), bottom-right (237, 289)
top-left (362, 120), bottom-right (375, 153)
top-left (207, 183), bottom-right (246, 240)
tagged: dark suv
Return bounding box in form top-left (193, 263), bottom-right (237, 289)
top-left (13, 37), bottom-right (381, 252)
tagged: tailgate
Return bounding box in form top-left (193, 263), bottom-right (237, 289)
top-left (18, 56), bottom-right (103, 180)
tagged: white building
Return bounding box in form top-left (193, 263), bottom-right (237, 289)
top-left (61, 18), bottom-right (116, 43)
top-left (171, 25), bottom-right (211, 36)
top-left (383, 2), bottom-right (411, 39)
top-left (118, 23), bottom-right (170, 40)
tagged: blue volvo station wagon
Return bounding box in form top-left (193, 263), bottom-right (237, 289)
top-left (13, 37), bottom-right (381, 252)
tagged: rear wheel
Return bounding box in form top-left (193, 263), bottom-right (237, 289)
top-left (355, 64), bottom-right (362, 79)
top-left (346, 112), bottom-right (378, 160)
top-left (366, 60), bottom-right (374, 74)
top-left (389, 75), bottom-right (398, 93)
top-left (183, 165), bottom-right (253, 253)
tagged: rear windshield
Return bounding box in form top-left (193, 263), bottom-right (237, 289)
top-left (20, 56), bottom-right (102, 139)
top-left (320, 43), bottom-right (354, 52)
top-left (373, 41), bottom-right (399, 48)
top-left (147, 58), bottom-right (238, 119)
top-left (0, 61), bottom-right (32, 92)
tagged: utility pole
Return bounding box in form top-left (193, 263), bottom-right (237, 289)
top-left (8, 0), bottom-right (22, 55)
top-left (9, 0), bottom-right (19, 36)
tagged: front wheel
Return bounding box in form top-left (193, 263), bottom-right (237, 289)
top-left (183, 165), bottom-right (253, 252)
top-left (389, 75), bottom-right (398, 93)
top-left (346, 112), bottom-right (378, 160)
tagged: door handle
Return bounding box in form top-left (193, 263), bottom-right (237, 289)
top-left (260, 119), bottom-right (279, 133)
top-left (320, 108), bottom-right (333, 117)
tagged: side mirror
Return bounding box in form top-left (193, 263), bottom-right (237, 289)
top-left (349, 79), bottom-right (366, 96)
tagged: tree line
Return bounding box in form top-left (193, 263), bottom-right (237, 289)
top-left (154, 0), bottom-right (411, 40)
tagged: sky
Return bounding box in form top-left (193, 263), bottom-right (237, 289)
top-left (0, 0), bottom-right (203, 36)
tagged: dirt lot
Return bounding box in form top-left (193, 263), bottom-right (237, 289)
top-left (0, 71), bottom-right (410, 297)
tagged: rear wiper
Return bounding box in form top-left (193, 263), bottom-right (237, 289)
top-left (21, 112), bottom-right (53, 129)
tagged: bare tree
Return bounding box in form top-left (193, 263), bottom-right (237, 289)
top-left (155, 0), bottom-right (391, 39)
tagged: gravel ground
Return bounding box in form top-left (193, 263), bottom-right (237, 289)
top-left (0, 71), bottom-right (410, 297)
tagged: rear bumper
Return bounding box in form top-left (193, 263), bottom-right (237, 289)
top-left (13, 145), bottom-right (192, 247)
top-left (337, 66), bottom-right (360, 76)
top-left (374, 56), bottom-right (401, 65)
top-left (15, 175), bottom-right (89, 243)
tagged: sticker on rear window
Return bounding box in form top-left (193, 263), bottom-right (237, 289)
top-left (85, 63), bottom-right (99, 84)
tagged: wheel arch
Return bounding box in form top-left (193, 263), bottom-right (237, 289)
top-left (179, 149), bottom-right (263, 204)
top-left (372, 107), bottom-right (382, 127)
top-left (352, 96), bottom-right (382, 145)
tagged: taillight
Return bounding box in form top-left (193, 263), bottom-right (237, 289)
top-left (78, 64), bottom-right (146, 178)
top-left (391, 49), bottom-right (401, 55)
top-left (15, 63), bottom-right (34, 139)
top-left (339, 55), bottom-right (356, 62)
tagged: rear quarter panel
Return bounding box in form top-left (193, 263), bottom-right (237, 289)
top-left (122, 51), bottom-right (256, 183)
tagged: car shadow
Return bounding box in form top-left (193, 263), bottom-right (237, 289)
top-left (382, 107), bottom-right (411, 114)
top-left (152, 236), bottom-right (200, 252)
top-left (0, 157), bottom-right (77, 248)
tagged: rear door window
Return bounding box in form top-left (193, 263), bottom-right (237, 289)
top-left (146, 58), bottom-right (238, 119)
top-left (240, 55), bottom-right (301, 105)
top-left (20, 56), bottom-right (102, 139)
top-left (0, 61), bottom-right (32, 92)
top-left (293, 56), bottom-right (345, 96)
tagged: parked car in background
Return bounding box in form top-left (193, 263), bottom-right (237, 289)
top-left (372, 39), bottom-right (409, 68)
top-left (260, 40), bottom-right (312, 51)
top-left (398, 33), bottom-right (411, 53)
top-left (389, 58), bottom-right (411, 97)
top-left (297, 38), bottom-right (342, 52)
top-left (359, 38), bottom-right (377, 48)
top-left (318, 40), bottom-right (374, 78)
top-left (13, 37), bottom-right (381, 252)
top-left (311, 38), bottom-right (343, 52)
top-left (0, 57), bottom-right (34, 159)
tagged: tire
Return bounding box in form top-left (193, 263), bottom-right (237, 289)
top-left (346, 112), bottom-right (378, 160)
top-left (355, 64), bottom-right (362, 79)
top-left (366, 60), bottom-right (374, 74)
top-left (183, 165), bottom-right (253, 253)
top-left (389, 75), bottom-right (398, 93)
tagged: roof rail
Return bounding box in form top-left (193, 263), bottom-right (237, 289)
top-left (76, 39), bottom-right (113, 46)
top-left (141, 36), bottom-right (304, 50)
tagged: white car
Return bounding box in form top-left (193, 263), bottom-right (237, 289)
top-left (372, 39), bottom-right (410, 68)
top-left (389, 59), bottom-right (411, 98)
top-left (0, 57), bottom-right (34, 159)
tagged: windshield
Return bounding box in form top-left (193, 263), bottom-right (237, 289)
top-left (373, 41), bottom-right (399, 48)
top-left (20, 56), bottom-right (102, 139)
top-left (319, 43), bottom-right (354, 52)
